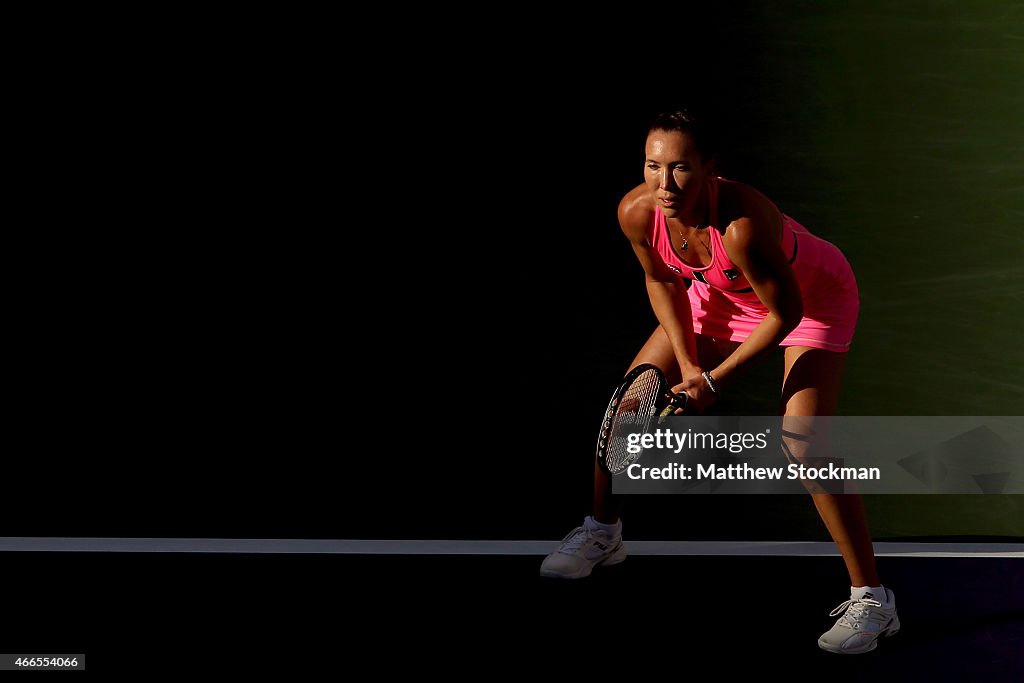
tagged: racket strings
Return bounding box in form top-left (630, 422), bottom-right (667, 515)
top-left (604, 369), bottom-right (663, 474)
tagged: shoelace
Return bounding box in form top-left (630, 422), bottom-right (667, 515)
top-left (829, 597), bottom-right (884, 629)
top-left (557, 526), bottom-right (590, 554)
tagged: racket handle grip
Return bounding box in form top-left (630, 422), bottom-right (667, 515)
top-left (659, 393), bottom-right (688, 418)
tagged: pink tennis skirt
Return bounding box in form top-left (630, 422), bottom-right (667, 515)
top-left (688, 231), bottom-right (859, 352)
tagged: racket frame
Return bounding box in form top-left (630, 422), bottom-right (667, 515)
top-left (595, 363), bottom-right (687, 475)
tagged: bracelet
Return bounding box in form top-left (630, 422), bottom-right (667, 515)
top-left (702, 371), bottom-right (719, 394)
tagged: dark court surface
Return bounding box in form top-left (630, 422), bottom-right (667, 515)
top-left (3, 552), bottom-right (1022, 677)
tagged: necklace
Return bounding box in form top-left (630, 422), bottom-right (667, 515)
top-left (675, 229), bottom-right (708, 253)
top-left (677, 196), bottom-right (712, 254)
top-left (677, 222), bottom-right (711, 254)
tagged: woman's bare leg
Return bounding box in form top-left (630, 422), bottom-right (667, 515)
top-left (782, 346), bottom-right (879, 587)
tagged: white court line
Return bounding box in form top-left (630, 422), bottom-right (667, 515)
top-left (0, 538), bottom-right (1021, 557)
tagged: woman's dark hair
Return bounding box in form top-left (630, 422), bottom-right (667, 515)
top-left (647, 109), bottom-right (718, 162)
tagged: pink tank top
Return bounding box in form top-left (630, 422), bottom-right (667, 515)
top-left (650, 177), bottom-right (801, 297)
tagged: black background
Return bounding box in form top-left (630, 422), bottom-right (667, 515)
top-left (7, 5), bottom-right (1021, 543)
top-left (9, 8), bottom-right (786, 541)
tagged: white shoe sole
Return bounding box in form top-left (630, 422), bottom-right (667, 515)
top-left (818, 613), bottom-right (901, 654)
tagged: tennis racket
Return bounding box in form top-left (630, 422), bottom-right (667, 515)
top-left (596, 363), bottom-right (688, 475)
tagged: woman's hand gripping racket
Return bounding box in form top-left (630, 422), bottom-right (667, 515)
top-left (596, 363), bottom-right (688, 476)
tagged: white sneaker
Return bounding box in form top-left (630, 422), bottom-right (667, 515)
top-left (539, 517), bottom-right (627, 579)
top-left (818, 588), bottom-right (900, 654)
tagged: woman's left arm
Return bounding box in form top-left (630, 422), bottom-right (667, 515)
top-left (707, 199), bottom-right (803, 388)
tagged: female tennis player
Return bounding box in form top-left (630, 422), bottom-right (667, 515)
top-left (540, 110), bottom-right (899, 654)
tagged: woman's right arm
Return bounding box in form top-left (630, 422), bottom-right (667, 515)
top-left (617, 188), bottom-right (705, 393)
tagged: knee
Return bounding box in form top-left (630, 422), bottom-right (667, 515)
top-left (780, 425), bottom-right (833, 466)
